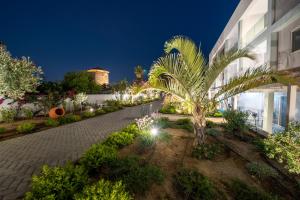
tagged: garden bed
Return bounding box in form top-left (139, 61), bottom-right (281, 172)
top-left (24, 116), bottom-right (299, 200)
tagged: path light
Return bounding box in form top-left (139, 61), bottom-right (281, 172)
top-left (89, 108), bottom-right (94, 112)
top-left (150, 127), bottom-right (158, 136)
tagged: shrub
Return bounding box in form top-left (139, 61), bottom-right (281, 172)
top-left (25, 164), bottom-right (88, 200)
top-left (206, 128), bottom-right (221, 137)
top-left (122, 123), bottom-right (140, 137)
top-left (192, 143), bottom-right (223, 160)
top-left (206, 120), bottom-right (217, 128)
top-left (262, 122), bottom-right (300, 174)
top-left (103, 106), bottom-right (119, 113)
top-left (58, 114), bottom-right (81, 125)
top-left (80, 144), bottom-right (117, 171)
top-left (0, 127), bottom-right (5, 134)
top-left (103, 132), bottom-right (134, 149)
top-left (16, 122), bottom-right (35, 133)
top-left (154, 117), bottom-right (170, 129)
top-left (246, 162), bottom-right (278, 180)
top-left (213, 111), bottom-right (223, 118)
top-left (174, 168), bottom-right (217, 200)
top-left (170, 118), bottom-right (194, 132)
top-left (138, 132), bottom-right (156, 150)
top-left (22, 108), bottom-right (34, 119)
top-left (44, 118), bottom-right (59, 127)
top-left (229, 179), bottom-right (278, 200)
top-left (159, 104), bottom-right (176, 114)
top-left (95, 109), bottom-right (106, 115)
top-left (82, 111), bottom-right (95, 118)
top-left (75, 179), bottom-right (132, 200)
top-left (223, 110), bottom-right (249, 133)
top-left (0, 107), bottom-right (17, 122)
top-left (108, 156), bottom-right (164, 194)
top-left (105, 100), bottom-right (122, 108)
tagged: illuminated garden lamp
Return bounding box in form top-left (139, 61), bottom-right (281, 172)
top-left (150, 127), bottom-right (158, 136)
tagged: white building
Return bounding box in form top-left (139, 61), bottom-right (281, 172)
top-left (209, 0), bottom-right (300, 134)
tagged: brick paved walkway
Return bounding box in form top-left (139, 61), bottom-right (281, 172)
top-left (0, 101), bottom-right (161, 200)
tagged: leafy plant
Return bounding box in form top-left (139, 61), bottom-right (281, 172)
top-left (192, 143), bottom-right (223, 160)
top-left (0, 127), bottom-right (6, 134)
top-left (16, 122), bottom-right (35, 133)
top-left (138, 132), bottom-right (156, 150)
top-left (103, 132), bottom-right (135, 149)
top-left (0, 107), bottom-right (17, 122)
top-left (206, 120), bottom-right (217, 128)
top-left (44, 118), bottom-right (60, 127)
top-left (22, 107), bottom-right (34, 119)
top-left (246, 162), bottom-right (278, 180)
top-left (262, 122), bottom-right (300, 174)
top-left (174, 168), bottom-right (217, 200)
top-left (82, 111), bottom-right (95, 118)
top-left (229, 179), bottom-right (278, 200)
top-left (58, 114), bottom-right (81, 125)
top-left (75, 179), bottom-right (132, 200)
top-left (223, 110), bottom-right (249, 133)
top-left (96, 109), bottom-right (106, 115)
top-left (159, 104), bottom-right (176, 114)
top-left (25, 164), bottom-right (88, 200)
top-left (154, 117), bottom-right (170, 129)
top-left (213, 111), bottom-right (223, 117)
top-left (122, 123), bottom-right (140, 137)
top-left (206, 128), bottom-right (221, 136)
top-left (80, 144), bottom-right (117, 172)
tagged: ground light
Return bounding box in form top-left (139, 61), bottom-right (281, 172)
top-left (150, 127), bottom-right (158, 136)
top-left (89, 108), bottom-right (94, 112)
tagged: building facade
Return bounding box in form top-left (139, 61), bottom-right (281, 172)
top-left (209, 0), bottom-right (300, 134)
top-left (87, 67), bottom-right (110, 85)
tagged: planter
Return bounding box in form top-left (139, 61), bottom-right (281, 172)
top-left (49, 107), bottom-right (65, 119)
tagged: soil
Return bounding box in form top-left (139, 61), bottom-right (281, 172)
top-left (118, 125), bottom-right (299, 200)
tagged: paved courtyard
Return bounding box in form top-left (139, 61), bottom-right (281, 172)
top-left (0, 101), bottom-right (161, 200)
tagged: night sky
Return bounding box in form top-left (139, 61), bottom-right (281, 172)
top-left (0, 0), bottom-right (239, 83)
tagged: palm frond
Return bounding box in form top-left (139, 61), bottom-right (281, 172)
top-left (204, 49), bottom-right (254, 92)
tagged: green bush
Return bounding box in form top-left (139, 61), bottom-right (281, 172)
top-left (159, 104), bottom-right (176, 114)
top-left (44, 118), bottom-right (59, 127)
top-left (16, 122), bottom-right (35, 133)
top-left (192, 143), bottom-right (223, 160)
top-left (75, 179), bottom-right (132, 200)
top-left (122, 123), bottom-right (140, 137)
top-left (206, 120), bottom-right (217, 128)
top-left (105, 100), bottom-right (122, 108)
top-left (0, 127), bottom-right (6, 134)
top-left (174, 168), bottom-right (217, 200)
top-left (246, 162), bottom-right (278, 180)
top-left (58, 114), bottom-right (81, 125)
top-left (0, 107), bottom-right (17, 122)
top-left (25, 164), bottom-right (88, 200)
top-left (154, 117), bottom-right (170, 129)
top-left (229, 179), bottom-right (278, 200)
top-left (172, 118), bottom-right (194, 132)
top-left (223, 110), bottom-right (249, 133)
top-left (103, 106), bottom-right (119, 113)
top-left (213, 111), bottom-right (223, 118)
top-left (80, 144), bottom-right (117, 171)
top-left (206, 128), bottom-right (221, 137)
top-left (103, 132), bottom-right (135, 149)
top-left (262, 122), bottom-right (300, 174)
top-left (138, 132), bottom-right (156, 150)
top-left (95, 109), bottom-right (106, 115)
top-left (109, 156), bottom-right (164, 194)
top-left (82, 111), bottom-right (95, 118)
top-left (22, 108), bottom-right (34, 119)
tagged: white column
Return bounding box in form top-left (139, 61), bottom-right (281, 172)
top-left (233, 95), bottom-right (238, 110)
top-left (263, 92), bottom-right (274, 134)
top-left (286, 85), bottom-right (297, 125)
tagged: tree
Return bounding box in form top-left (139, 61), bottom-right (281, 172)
top-left (112, 79), bottom-right (128, 101)
top-left (148, 36), bottom-right (294, 145)
top-left (62, 71), bottom-right (102, 94)
top-left (0, 45), bottom-right (43, 100)
top-left (134, 65), bottom-right (144, 81)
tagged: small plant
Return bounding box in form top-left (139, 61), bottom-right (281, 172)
top-left (82, 111), bottom-right (95, 118)
top-left (192, 143), bottom-right (223, 160)
top-left (138, 132), bottom-right (156, 150)
top-left (122, 123), bottom-right (140, 137)
top-left (229, 179), bottom-right (278, 200)
top-left (22, 107), bottom-right (34, 119)
top-left (223, 110), bottom-right (249, 133)
top-left (246, 162), bottom-right (278, 180)
top-left (173, 118), bottom-right (194, 132)
top-left (159, 104), bottom-right (176, 114)
top-left (0, 107), bottom-right (17, 122)
top-left (206, 128), bottom-right (221, 137)
top-left (80, 144), bottom-right (117, 172)
top-left (103, 106), bottom-right (119, 113)
top-left (213, 111), bottom-right (223, 118)
top-left (0, 127), bottom-right (6, 134)
top-left (58, 114), bottom-right (81, 125)
top-left (16, 122), bottom-right (35, 133)
top-left (103, 131), bottom-right (135, 149)
top-left (75, 179), bottom-right (132, 200)
top-left (44, 118), bottom-right (59, 127)
top-left (25, 164), bottom-right (88, 200)
top-left (154, 117), bottom-right (170, 129)
top-left (174, 168), bottom-right (217, 200)
top-left (95, 109), bottom-right (106, 115)
top-left (206, 120), bottom-right (217, 128)
top-left (135, 115), bottom-right (154, 130)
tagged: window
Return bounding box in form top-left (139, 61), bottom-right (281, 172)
top-left (292, 28), bottom-right (300, 52)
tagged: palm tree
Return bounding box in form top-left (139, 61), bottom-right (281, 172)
top-left (148, 36), bottom-right (294, 145)
top-left (134, 65), bottom-right (144, 81)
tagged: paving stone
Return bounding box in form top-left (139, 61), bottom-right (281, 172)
top-left (0, 101), bottom-right (161, 199)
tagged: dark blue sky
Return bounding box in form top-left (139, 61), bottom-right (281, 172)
top-left (0, 0), bottom-right (239, 83)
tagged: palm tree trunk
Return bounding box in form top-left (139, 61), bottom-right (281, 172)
top-left (193, 106), bottom-right (206, 145)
